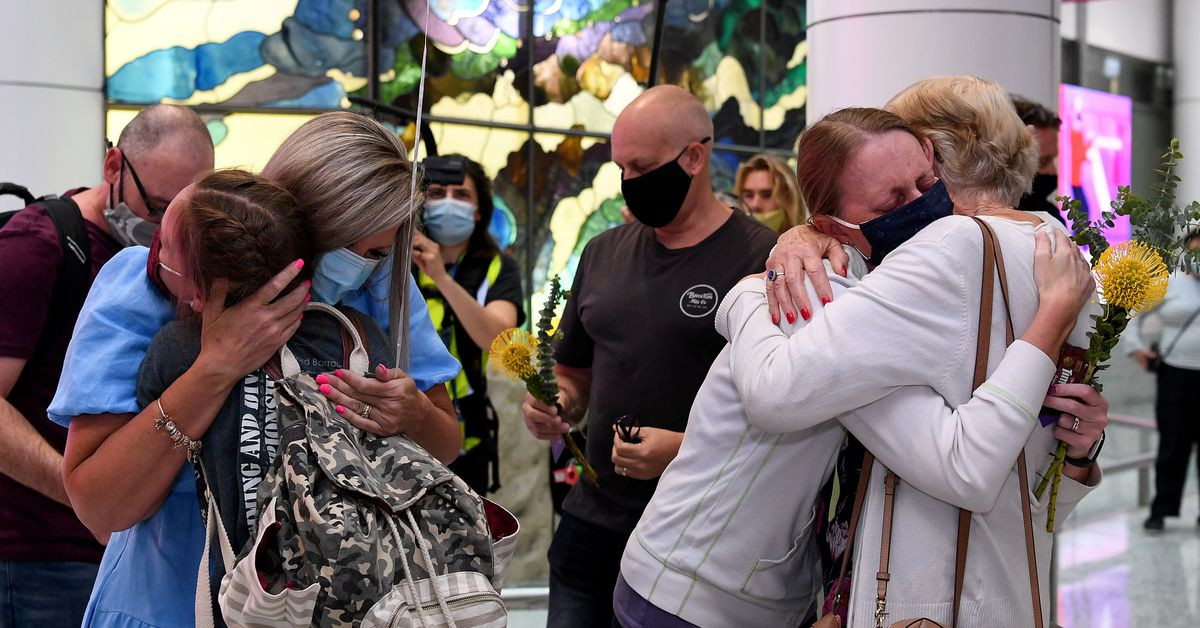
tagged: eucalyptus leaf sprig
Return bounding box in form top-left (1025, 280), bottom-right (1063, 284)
top-left (1036, 141), bottom-right (1194, 532)
top-left (490, 275), bottom-right (598, 486)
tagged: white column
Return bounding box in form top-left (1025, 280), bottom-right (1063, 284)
top-left (1174, 0), bottom-right (1200, 207)
top-left (807, 0), bottom-right (1061, 121)
top-left (0, 1), bottom-right (104, 211)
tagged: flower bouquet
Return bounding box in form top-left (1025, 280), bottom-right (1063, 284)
top-left (1038, 140), bottom-right (1200, 531)
top-left (490, 275), bottom-right (598, 486)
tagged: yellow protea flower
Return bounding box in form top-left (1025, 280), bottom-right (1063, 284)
top-left (1095, 240), bottom-right (1170, 313)
top-left (489, 328), bottom-right (539, 381)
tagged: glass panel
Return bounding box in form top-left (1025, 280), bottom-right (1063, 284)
top-left (106, 0), bottom-right (367, 108)
top-left (107, 108), bottom-right (316, 172)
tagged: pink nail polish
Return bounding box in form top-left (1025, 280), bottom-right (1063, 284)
top-left (335, 405), bottom-right (346, 414)
top-left (315, 374), bottom-right (329, 385)
top-left (294, 259), bottom-right (304, 270)
top-left (335, 369), bottom-right (343, 378)
top-left (304, 294), bottom-right (312, 303)
top-left (303, 280), bottom-right (311, 288)
top-left (319, 384), bottom-right (332, 395)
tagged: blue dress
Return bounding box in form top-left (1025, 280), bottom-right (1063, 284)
top-left (48, 247), bottom-right (460, 627)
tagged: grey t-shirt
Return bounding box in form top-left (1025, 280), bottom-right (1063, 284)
top-left (135, 308), bottom-right (394, 570)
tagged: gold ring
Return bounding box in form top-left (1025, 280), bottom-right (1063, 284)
top-left (362, 404), bottom-right (372, 421)
top-left (1071, 416), bottom-right (1080, 432)
top-left (620, 466), bottom-right (628, 476)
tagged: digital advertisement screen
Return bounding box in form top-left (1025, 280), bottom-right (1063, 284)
top-left (1058, 83), bottom-right (1134, 242)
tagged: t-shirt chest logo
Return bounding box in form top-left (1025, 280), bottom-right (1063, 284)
top-left (679, 284), bottom-right (718, 318)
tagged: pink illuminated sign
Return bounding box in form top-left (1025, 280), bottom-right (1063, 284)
top-left (1058, 84), bottom-right (1134, 242)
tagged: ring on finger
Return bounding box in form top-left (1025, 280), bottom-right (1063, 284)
top-left (1070, 416), bottom-right (1080, 432)
top-left (362, 404), bottom-right (372, 421)
top-left (766, 269), bottom-right (784, 282)
top-left (620, 466), bottom-right (628, 477)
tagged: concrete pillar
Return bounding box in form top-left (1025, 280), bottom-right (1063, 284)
top-left (806, 1), bottom-right (1061, 120)
top-left (1174, 0), bottom-right (1200, 206)
top-left (0, 1), bottom-right (104, 211)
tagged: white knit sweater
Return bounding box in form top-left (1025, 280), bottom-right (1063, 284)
top-left (1125, 271), bottom-right (1200, 370)
top-left (720, 214), bottom-right (1102, 627)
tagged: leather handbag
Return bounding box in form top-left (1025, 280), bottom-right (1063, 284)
top-left (813, 218), bottom-right (1044, 628)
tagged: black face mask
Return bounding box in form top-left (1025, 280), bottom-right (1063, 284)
top-left (834, 179), bottom-right (954, 266)
top-left (1030, 173), bottom-right (1058, 200)
top-left (621, 137), bottom-right (710, 228)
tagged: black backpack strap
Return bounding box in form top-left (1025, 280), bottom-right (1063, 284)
top-left (0, 183), bottom-right (36, 207)
top-left (40, 197), bottom-right (92, 335)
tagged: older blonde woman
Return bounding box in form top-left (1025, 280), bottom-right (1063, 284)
top-left (734, 154), bottom-right (806, 232)
top-left (722, 76), bottom-right (1107, 626)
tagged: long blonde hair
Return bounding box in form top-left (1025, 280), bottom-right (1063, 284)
top-left (886, 76), bottom-right (1037, 209)
top-left (733, 154), bottom-right (806, 231)
top-left (261, 112), bottom-right (420, 368)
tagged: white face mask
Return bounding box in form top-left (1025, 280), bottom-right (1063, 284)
top-left (312, 247), bottom-right (381, 305)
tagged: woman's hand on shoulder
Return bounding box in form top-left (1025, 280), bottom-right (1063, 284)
top-left (766, 224), bottom-right (847, 325)
top-left (196, 260), bottom-right (308, 383)
top-left (1033, 228), bottom-right (1095, 319)
top-left (316, 364), bottom-right (425, 437)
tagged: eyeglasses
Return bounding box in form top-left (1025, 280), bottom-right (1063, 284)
top-left (157, 260), bottom-right (183, 278)
top-left (106, 140), bottom-right (169, 217)
top-left (121, 153), bottom-right (169, 217)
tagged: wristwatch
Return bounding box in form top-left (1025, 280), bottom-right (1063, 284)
top-left (1064, 430), bottom-right (1105, 467)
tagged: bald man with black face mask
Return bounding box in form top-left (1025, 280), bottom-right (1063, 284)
top-left (520, 85), bottom-right (778, 627)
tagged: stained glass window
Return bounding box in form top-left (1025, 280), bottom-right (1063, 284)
top-left (104, 0), bottom-right (807, 314)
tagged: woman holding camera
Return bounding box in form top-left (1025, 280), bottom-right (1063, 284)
top-left (412, 156), bottom-right (525, 495)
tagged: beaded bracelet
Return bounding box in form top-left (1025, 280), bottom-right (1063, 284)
top-left (153, 398), bottom-right (202, 463)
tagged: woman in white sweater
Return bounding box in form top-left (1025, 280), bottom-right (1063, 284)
top-left (1127, 230), bottom-right (1200, 532)
top-left (617, 107), bottom-right (1100, 627)
top-left (723, 76), bottom-right (1108, 627)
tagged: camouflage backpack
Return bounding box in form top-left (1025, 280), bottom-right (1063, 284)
top-left (197, 303), bottom-right (508, 627)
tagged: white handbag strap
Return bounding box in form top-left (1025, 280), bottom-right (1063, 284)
top-left (279, 302), bottom-right (371, 378)
top-left (196, 486), bottom-right (240, 628)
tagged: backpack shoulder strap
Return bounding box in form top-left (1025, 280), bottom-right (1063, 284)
top-left (42, 196), bottom-right (93, 332)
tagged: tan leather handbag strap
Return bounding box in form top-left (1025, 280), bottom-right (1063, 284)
top-left (875, 470), bottom-right (898, 609)
top-left (976, 219), bottom-right (1043, 628)
top-left (828, 450), bottom-right (876, 608)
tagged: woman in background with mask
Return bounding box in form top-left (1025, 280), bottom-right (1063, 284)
top-left (733, 154), bottom-right (806, 233)
top-left (412, 155), bottom-right (525, 495)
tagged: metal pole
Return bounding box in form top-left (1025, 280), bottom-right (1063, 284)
top-left (647, 0), bottom-right (669, 87)
top-left (758, 0), bottom-right (767, 148)
top-left (524, 0), bottom-right (537, 319)
top-left (366, 0), bottom-right (380, 101)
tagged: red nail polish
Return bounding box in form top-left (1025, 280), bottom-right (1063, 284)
top-left (771, 313), bottom-right (780, 325)
top-left (315, 374), bottom-right (329, 385)
top-left (335, 369), bottom-right (343, 378)
top-left (821, 297), bottom-right (831, 306)
top-left (801, 308), bottom-right (811, 321)
top-left (335, 405), bottom-right (346, 414)
top-left (841, 265), bottom-right (847, 275)
top-left (786, 311), bottom-right (796, 324)
top-left (294, 259), bottom-right (304, 270)
top-left (319, 384), bottom-right (332, 395)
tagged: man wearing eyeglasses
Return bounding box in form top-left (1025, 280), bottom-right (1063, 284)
top-left (0, 104), bottom-right (212, 626)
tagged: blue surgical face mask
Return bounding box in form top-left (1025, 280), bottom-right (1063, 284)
top-left (423, 198), bottom-right (477, 245)
top-left (313, 247), bottom-right (381, 305)
top-left (828, 179), bottom-right (954, 266)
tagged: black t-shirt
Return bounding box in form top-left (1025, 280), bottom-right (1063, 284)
top-left (555, 210), bottom-right (776, 533)
top-left (135, 308), bottom-right (395, 559)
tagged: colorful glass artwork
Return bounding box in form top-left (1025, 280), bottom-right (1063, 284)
top-left (104, 0), bottom-right (807, 316)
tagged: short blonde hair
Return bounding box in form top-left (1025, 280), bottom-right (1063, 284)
top-left (262, 112), bottom-right (420, 367)
top-left (733, 154), bottom-right (806, 230)
top-left (886, 76), bottom-right (1036, 208)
